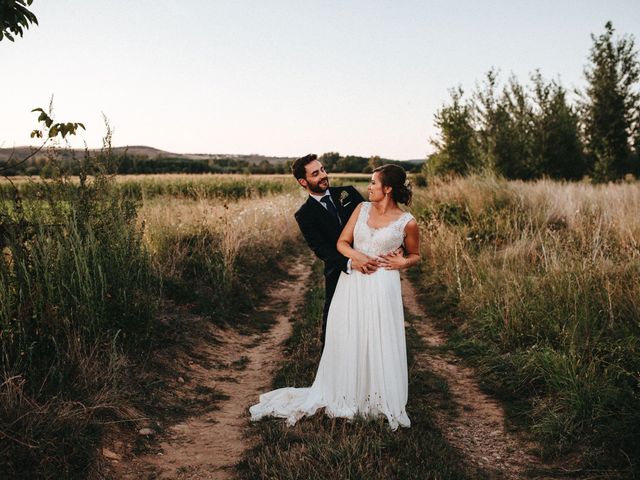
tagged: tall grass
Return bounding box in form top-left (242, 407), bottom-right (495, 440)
top-left (117, 174), bottom-right (296, 200)
top-left (0, 161), bottom-right (306, 476)
top-left (139, 192), bottom-right (302, 328)
top-left (0, 174), bottom-right (159, 477)
top-left (141, 192), bottom-right (301, 278)
top-left (412, 175), bottom-right (640, 474)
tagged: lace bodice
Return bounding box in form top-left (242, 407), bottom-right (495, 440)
top-left (353, 202), bottom-right (414, 257)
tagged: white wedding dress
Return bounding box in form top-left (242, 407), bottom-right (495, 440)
top-left (249, 202), bottom-right (414, 430)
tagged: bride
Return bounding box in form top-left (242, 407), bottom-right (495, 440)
top-left (249, 164), bottom-right (420, 430)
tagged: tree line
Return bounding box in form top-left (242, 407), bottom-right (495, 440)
top-left (428, 22), bottom-right (640, 182)
top-left (116, 152), bottom-right (422, 175)
top-left (2, 152), bottom-right (423, 176)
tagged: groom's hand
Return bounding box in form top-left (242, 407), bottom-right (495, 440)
top-left (377, 249), bottom-right (407, 270)
top-left (351, 254), bottom-right (379, 274)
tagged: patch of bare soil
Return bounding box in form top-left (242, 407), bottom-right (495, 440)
top-left (401, 275), bottom-right (580, 480)
top-left (109, 259), bottom-right (311, 479)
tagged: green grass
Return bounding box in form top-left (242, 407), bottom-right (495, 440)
top-left (0, 175), bottom-right (297, 201)
top-left (0, 168), bottom-right (305, 477)
top-left (239, 261), bottom-right (479, 479)
top-left (117, 175), bottom-right (295, 200)
top-left (0, 184), bottom-right (159, 477)
top-left (1, 172), bottom-right (375, 202)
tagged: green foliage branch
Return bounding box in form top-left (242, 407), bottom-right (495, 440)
top-left (0, 0), bottom-right (38, 42)
top-left (427, 87), bottom-right (481, 176)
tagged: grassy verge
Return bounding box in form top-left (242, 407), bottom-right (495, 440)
top-left (108, 239), bottom-right (306, 468)
top-left (239, 261), bottom-right (476, 479)
top-left (0, 168), bottom-right (304, 477)
top-left (410, 175), bottom-right (640, 477)
top-left (0, 176), bottom-right (159, 478)
top-left (99, 192), bottom-right (305, 467)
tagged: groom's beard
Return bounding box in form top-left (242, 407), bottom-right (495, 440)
top-left (308, 177), bottom-right (329, 194)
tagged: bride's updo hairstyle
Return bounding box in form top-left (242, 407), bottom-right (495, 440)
top-left (373, 164), bottom-right (412, 206)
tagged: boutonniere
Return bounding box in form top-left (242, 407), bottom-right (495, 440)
top-left (339, 190), bottom-right (350, 207)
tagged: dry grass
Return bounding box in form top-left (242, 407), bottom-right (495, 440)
top-left (411, 174), bottom-right (640, 476)
top-left (139, 192), bottom-right (303, 284)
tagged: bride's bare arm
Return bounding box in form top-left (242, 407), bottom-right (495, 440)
top-left (337, 204), bottom-right (379, 273)
top-left (378, 219), bottom-right (421, 270)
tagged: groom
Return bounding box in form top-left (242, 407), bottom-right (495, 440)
top-left (292, 154), bottom-right (379, 351)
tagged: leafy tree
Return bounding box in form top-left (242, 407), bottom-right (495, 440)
top-left (337, 155), bottom-right (368, 172)
top-left (495, 76), bottom-right (536, 179)
top-left (632, 101), bottom-right (640, 173)
top-left (427, 87), bottom-right (480, 176)
top-left (468, 70), bottom-right (532, 179)
top-left (366, 155), bottom-right (382, 173)
top-left (319, 152), bottom-right (340, 172)
top-left (431, 70), bottom-right (586, 181)
top-left (580, 21), bottom-right (640, 181)
top-left (634, 113), bottom-right (640, 168)
top-left (472, 69), bottom-right (501, 172)
top-left (428, 24), bottom-right (640, 182)
top-left (0, 0), bottom-right (38, 42)
top-left (531, 72), bottom-right (585, 179)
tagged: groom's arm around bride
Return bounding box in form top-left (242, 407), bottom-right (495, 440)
top-left (291, 154), bottom-right (376, 350)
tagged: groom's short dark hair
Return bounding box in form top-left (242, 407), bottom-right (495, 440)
top-left (292, 154), bottom-right (318, 180)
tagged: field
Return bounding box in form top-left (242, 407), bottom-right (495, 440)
top-left (0, 172), bottom-right (638, 478)
top-left (411, 176), bottom-right (640, 473)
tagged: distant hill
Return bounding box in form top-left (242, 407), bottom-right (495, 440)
top-left (0, 145), bottom-right (424, 165)
top-left (0, 145), bottom-right (297, 165)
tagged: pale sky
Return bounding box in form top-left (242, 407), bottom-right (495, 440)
top-left (2, 1), bottom-right (639, 159)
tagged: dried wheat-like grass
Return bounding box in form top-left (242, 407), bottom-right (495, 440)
top-left (139, 192), bottom-right (303, 282)
top-left (412, 175), bottom-right (640, 468)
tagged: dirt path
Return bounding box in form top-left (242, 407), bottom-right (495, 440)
top-left (401, 275), bottom-right (558, 480)
top-left (113, 259), bottom-right (311, 480)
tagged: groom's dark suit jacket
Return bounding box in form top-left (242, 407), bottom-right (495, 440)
top-left (295, 186), bottom-right (364, 349)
